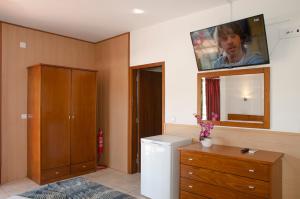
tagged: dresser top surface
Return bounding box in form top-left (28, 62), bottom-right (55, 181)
top-left (179, 143), bottom-right (283, 164)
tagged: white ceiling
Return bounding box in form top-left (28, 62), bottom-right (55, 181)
top-left (0, 0), bottom-right (231, 42)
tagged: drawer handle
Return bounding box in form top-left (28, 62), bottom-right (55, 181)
top-left (188, 171), bottom-right (193, 175)
top-left (188, 158), bottom-right (193, 161)
top-left (188, 185), bottom-right (193, 188)
top-left (248, 185), bottom-right (255, 190)
top-left (82, 165), bottom-right (87, 168)
top-left (248, 169), bottom-right (255, 173)
top-left (55, 171), bottom-right (60, 175)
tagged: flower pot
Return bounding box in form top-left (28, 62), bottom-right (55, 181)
top-left (201, 137), bottom-right (212, 147)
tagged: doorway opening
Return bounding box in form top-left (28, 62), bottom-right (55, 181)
top-left (128, 62), bottom-right (165, 174)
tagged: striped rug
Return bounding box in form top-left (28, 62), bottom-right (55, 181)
top-left (19, 177), bottom-right (136, 199)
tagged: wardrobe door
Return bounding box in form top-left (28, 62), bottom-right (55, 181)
top-left (41, 66), bottom-right (71, 170)
top-left (70, 70), bottom-right (96, 170)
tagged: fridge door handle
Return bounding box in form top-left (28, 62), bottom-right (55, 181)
top-left (143, 141), bottom-right (163, 146)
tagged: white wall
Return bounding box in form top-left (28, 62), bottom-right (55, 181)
top-left (130, 0), bottom-right (300, 133)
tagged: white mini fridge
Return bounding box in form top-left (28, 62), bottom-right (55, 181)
top-left (141, 135), bottom-right (191, 199)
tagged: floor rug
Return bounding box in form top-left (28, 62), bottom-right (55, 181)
top-left (19, 177), bottom-right (136, 199)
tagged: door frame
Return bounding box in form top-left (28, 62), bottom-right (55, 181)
top-left (128, 61), bottom-right (165, 174)
top-left (0, 22), bottom-right (2, 183)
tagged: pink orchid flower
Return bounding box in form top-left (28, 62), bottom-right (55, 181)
top-left (194, 112), bottom-right (218, 141)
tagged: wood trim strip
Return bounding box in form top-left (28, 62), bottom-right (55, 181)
top-left (264, 67), bottom-right (270, 129)
top-left (127, 33), bottom-right (132, 174)
top-left (28, 63), bottom-right (98, 72)
top-left (197, 67), bottom-right (270, 129)
top-left (162, 63), bottom-right (165, 134)
top-left (128, 69), bottom-right (135, 174)
top-left (227, 114), bottom-right (264, 122)
top-left (1, 21), bottom-right (95, 44)
top-left (198, 67), bottom-right (266, 78)
top-left (128, 61), bottom-right (165, 174)
top-left (166, 122), bottom-right (300, 137)
top-left (203, 120), bottom-right (265, 129)
top-left (219, 121), bottom-right (264, 129)
top-left (130, 62), bottom-right (165, 70)
top-left (128, 70), bottom-right (132, 173)
top-left (0, 22), bottom-right (2, 183)
top-left (197, 76), bottom-right (202, 116)
top-left (96, 32), bottom-right (130, 44)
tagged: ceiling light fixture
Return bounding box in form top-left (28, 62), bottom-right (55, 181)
top-left (133, 8), bottom-right (145, 14)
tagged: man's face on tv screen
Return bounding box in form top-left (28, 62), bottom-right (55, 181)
top-left (219, 28), bottom-right (242, 56)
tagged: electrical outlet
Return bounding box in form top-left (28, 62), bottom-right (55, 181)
top-left (171, 116), bottom-right (176, 123)
top-left (280, 26), bottom-right (300, 39)
top-left (20, 41), bottom-right (27, 48)
top-left (21, 114), bottom-right (27, 119)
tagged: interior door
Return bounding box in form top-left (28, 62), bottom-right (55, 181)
top-left (138, 70), bottom-right (162, 138)
top-left (137, 70), bottom-right (162, 170)
top-left (71, 70), bottom-right (97, 165)
top-left (41, 66), bottom-right (71, 170)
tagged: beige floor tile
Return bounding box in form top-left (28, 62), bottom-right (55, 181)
top-left (0, 188), bottom-right (9, 199)
top-left (0, 178), bottom-right (41, 197)
top-left (0, 168), bottom-right (146, 198)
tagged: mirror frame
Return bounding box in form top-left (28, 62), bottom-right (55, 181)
top-left (197, 67), bottom-right (270, 129)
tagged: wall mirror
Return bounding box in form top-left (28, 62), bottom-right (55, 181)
top-left (197, 67), bottom-right (270, 129)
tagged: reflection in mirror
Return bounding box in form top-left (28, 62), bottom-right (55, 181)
top-left (201, 74), bottom-right (264, 123)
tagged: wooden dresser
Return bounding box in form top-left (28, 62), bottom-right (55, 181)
top-left (179, 143), bottom-right (283, 199)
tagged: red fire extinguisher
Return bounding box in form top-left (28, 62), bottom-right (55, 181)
top-left (97, 129), bottom-right (104, 162)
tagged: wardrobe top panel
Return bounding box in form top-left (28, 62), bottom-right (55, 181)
top-left (27, 63), bottom-right (97, 72)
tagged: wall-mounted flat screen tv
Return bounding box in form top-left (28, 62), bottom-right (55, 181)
top-left (191, 14), bottom-right (269, 71)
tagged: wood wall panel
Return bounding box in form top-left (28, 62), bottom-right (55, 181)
top-left (1, 23), bottom-right (96, 183)
top-left (95, 33), bottom-right (129, 172)
top-left (165, 123), bottom-right (300, 199)
top-left (0, 22), bottom-right (2, 182)
top-left (27, 66), bottom-right (41, 183)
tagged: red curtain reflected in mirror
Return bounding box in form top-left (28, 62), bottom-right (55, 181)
top-left (205, 78), bottom-right (220, 121)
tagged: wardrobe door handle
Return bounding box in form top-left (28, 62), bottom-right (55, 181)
top-left (248, 185), bottom-right (255, 190)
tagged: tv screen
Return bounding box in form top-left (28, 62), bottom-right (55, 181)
top-left (191, 14), bottom-right (269, 71)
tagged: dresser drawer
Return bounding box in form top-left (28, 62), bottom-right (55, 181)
top-left (181, 164), bottom-right (269, 198)
top-left (181, 190), bottom-right (209, 199)
top-left (181, 178), bottom-right (266, 199)
top-left (71, 161), bottom-right (95, 174)
top-left (181, 151), bottom-right (270, 181)
top-left (42, 166), bottom-right (70, 182)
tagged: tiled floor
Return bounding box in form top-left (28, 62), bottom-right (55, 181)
top-left (0, 168), bottom-right (147, 199)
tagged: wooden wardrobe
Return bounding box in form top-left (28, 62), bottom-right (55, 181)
top-left (27, 64), bottom-right (97, 184)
